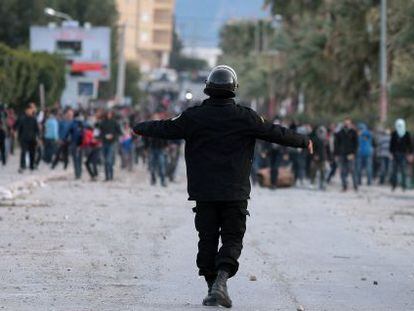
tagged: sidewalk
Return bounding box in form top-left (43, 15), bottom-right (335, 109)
top-left (0, 152), bottom-right (70, 200)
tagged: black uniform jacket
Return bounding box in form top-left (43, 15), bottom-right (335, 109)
top-left (133, 98), bottom-right (309, 201)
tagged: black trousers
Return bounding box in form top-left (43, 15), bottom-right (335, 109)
top-left (85, 148), bottom-right (100, 178)
top-left (20, 140), bottom-right (37, 170)
top-left (269, 152), bottom-right (282, 187)
top-left (0, 130), bottom-right (6, 165)
top-left (194, 200), bottom-right (249, 279)
top-left (52, 143), bottom-right (69, 169)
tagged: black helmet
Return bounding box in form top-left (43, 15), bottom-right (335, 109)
top-left (204, 65), bottom-right (238, 98)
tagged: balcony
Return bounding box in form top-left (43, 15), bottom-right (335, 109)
top-left (154, 0), bottom-right (174, 9)
top-left (152, 29), bottom-right (171, 50)
top-left (153, 9), bottom-right (172, 25)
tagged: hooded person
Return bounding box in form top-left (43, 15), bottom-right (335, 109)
top-left (390, 118), bottom-right (412, 190)
top-left (395, 118), bottom-right (406, 138)
top-left (132, 65), bottom-right (313, 308)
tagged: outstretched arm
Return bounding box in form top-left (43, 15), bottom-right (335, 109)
top-left (132, 113), bottom-right (187, 140)
top-left (251, 113), bottom-right (312, 153)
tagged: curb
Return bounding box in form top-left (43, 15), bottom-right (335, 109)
top-left (0, 171), bottom-right (71, 200)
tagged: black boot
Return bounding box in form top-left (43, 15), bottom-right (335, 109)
top-left (202, 275), bottom-right (218, 306)
top-left (210, 270), bottom-right (232, 308)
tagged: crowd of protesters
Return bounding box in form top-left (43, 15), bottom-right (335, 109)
top-left (0, 102), bottom-right (413, 192)
top-left (0, 102), bottom-right (182, 186)
top-left (251, 116), bottom-right (413, 192)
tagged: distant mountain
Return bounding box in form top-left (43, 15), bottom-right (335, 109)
top-left (175, 0), bottom-right (269, 48)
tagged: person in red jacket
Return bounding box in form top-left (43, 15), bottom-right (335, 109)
top-left (83, 124), bottom-right (102, 181)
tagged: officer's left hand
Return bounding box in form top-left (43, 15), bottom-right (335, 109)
top-left (131, 129), bottom-right (139, 136)
top-left (308, 140), bottom-right (314, 155)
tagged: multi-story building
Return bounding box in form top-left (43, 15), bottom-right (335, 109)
top-left (116, 0), bottom-right (175, 72)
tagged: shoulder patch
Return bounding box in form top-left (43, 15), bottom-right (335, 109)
top-left (171, 114), bottom-right (182, 121)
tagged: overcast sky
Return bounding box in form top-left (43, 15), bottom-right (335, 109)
top-left (175, 0), bottom-right (269, 48)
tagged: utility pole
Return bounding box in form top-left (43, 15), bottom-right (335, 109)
top-left (116, 24), bottom-right (126, 106)
top-left (39, 84), bottom-right (45, 111)
top-left (379, 0), bottom-right (388, 124)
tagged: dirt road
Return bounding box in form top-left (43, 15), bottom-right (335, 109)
top-left (0, 166), bottom-right (413, 310)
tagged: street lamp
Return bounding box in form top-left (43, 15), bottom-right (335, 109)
top-left (44, 7), bottom-right (74, 21)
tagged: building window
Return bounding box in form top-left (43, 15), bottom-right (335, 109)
top-left (141, 32), bottom-right (149, 43)
top-left (153, 30), bottom-right (169, 45)
top-left (141, 12), bottom-right (150, 22)
top-left (78, 82), bottom-right (94, 96)
top-left (56, 40), bottom-right (82, 57)
top-left (155, 0), bottom-right (171, 4)
top-left (154, 9), bottom-right (171, 24)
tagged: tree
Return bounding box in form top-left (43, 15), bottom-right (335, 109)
top-left (219, 21), bottom-right (257, 57)
top-left (0, 43), bottom-right (65, 110)
top-left (0, 0), bottom-right (49, 48)
top-left (218, 19), bottom-right (277, 116)
top-left (387, 0), bottom-right (414, 125)
top-left (169, 30), bottom-right (208, 72)
top-left (32, 52), bottom-right (66, 106)
top-left (125, 61), bottom-right (143, 106)
top-left (264, 0), bottom-right (323, 22)
top-left (262, 0), bottom-right (414, 125)
top-left (49, 0), bottom-right (118, 26)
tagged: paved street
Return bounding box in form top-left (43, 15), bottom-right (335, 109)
top-left (0, 161), bottom-right (413, 310)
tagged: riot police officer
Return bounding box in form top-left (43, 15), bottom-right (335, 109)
top-left (133, 65), bottom-right (313, 308)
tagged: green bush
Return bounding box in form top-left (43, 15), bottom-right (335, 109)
top-left (0, 43), bottom-right (65, 111)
